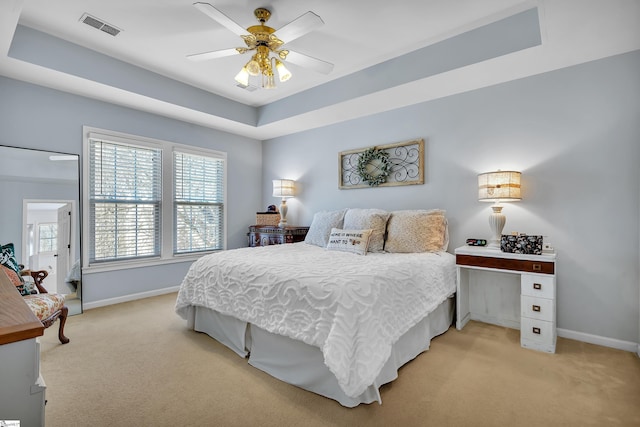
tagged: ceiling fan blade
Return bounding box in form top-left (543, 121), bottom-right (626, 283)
top-left (275, 11), bottom-right (324, 44)
top-left (285, 51), bottom-right (334, 74)
top-left (193, 2), bottom-right (249, 37)
top-left (187, 48), bottom-right (240, 62)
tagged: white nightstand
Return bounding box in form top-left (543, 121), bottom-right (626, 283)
top-left (455, 245), bottom-right (557, 353)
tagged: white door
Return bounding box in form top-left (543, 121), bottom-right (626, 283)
top-left (57, 204), bottom-right (72, 293)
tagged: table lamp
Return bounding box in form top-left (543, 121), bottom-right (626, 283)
top-left (272, 179), bottom-right (295, 227)
top-left (478, 170), bottom-right (521, 249)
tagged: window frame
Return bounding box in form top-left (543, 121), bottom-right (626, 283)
top-left (37, 222), bottom-right (58, 254)
top-left (82, 127), bottom-right (227, 273)
top-left (173, 148), bottom-right (226, 255)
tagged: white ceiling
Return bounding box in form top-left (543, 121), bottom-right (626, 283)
top-left (1, 0), bottom-right (639, 139)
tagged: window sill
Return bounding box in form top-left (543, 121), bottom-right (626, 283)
top-left (82, 252), bottom-right (216, 274)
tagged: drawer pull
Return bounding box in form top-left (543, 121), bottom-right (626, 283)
top-left (532, 327), bottom-right (541, 335)
top-left (532, 305), bottom-right (541, 312)
top-left (532, 264), bottom-right (542, 271)
top-left (533, 283), bottom-right (542, 290)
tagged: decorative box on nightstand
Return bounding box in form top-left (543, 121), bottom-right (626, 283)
top-left (455, 245), bottom-right (557, 353)
top-left (248, 225), bottom-right (309, 247)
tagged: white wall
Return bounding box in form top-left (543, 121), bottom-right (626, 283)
top-left (0, 77), bottom-right (263, 304)
top-left (262, 50), bottom-right (640, 345)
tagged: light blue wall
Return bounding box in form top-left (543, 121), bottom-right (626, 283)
top-left (0, 77), bottom-right (263, 304)
top-left (262, 51), bottom-right (640, 344)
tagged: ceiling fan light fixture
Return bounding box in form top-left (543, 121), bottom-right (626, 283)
top-left (246, 58), bottom-right (260, 76)
top-left (264, 71), bottom-right (276, 89)
top-left (234, 67), bottom-right (250, 86)
top-left (275, 59), bottom-right (292, 82)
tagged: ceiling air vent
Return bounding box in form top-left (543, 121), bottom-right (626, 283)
top-left (236, 83), bottom-right (258, 92)
top-left (80, 13), bottom-right (121, 36)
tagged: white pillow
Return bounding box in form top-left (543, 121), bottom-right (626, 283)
top-left (326, 228), bottom-right (373, 256)
top-left (304, 209), bottom-right (348, 247)
top-left (342, 208), bottom-right (390, 253)
top-left (384, 209), bottom-right (449, 253)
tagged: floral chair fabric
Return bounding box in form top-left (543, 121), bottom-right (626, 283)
top-left (1, 242), bottom-right (70, 344)
top-left (23, 293), bottom-right (66, 321)
top-left (19, 269), bottom-right (70, 344)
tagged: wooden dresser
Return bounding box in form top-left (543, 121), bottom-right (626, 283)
top-left (248, 225), bottom-right (309, 247)
top-left (0, 269), bottom-right (46, 426)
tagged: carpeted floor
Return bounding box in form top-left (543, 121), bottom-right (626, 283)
top-left (39, 293), bottom-right (640, 427)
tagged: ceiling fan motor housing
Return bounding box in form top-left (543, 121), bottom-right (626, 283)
top-left (242, 7), bottom-right (286, 72)
top-left (253, 8), bottom-right (271, 23)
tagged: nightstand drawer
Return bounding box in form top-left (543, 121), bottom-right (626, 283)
top-left (521, 274), bottom-right (555, 299)
top-left (521, 317), bottom-right (554, 345)
top-left (456, 255), bottom-right (555, 274)
top-left (521, 295), bottom-right (554, 321)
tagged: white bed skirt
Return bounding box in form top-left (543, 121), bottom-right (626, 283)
top-left (190, 297), bottom-right (454, 407)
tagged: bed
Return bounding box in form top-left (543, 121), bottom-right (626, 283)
top-left (175, 208), bottom-right (456, 407)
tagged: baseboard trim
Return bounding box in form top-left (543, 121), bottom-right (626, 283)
top-left (557, 328), bottom-right (638, 353)
top-left (83, 286), bottom-right (180, 310)
top-left (470, 313), bottom-right (520, 330)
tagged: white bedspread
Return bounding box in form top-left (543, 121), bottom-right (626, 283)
top-left (175, 242), bottom-right (456, 398)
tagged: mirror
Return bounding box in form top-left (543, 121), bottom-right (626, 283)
top-left (0, 145), bottom-right (82, 315)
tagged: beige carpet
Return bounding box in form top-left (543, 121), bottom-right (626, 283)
top-left (40, 293), bottom-right (640, 427)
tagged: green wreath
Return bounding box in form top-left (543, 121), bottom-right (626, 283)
top-left (357, 147), bottom-right (391, 186)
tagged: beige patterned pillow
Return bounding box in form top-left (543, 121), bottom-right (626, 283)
top-left (304, 209), bottom-right (348, 247)
top-left (326, 228), bottom-right (373, 255)
top-left (343, 208), bottom-right (390, 253)
top-left (384, 209), bottom-right (449, 253)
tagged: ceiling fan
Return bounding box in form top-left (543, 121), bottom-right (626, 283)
top-left (188, 2), bottom-right (334, 89)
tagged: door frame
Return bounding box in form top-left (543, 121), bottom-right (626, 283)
top-left (21, 199), bottom-right (77, 283)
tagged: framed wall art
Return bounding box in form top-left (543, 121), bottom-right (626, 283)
top-left (338, 138), bottom-right (424, 189)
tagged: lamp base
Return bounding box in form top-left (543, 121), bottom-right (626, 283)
top-left (488, 204), bottom-right (505, 250)
top-left (278, 198), bottom-right (288, 228)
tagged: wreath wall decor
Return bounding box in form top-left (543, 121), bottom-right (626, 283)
top-left (356, 147), bottom-right (391, 186)
top-left (339, 139), bottom-right (425, 189)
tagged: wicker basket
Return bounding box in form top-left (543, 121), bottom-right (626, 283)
top-left (256, 212), bottom-right (280, 226)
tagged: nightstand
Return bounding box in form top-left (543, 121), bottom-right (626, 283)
top-left (455, 245), bottom-right (557, 353)
top-left (248, 225), bottom-right (309, 247)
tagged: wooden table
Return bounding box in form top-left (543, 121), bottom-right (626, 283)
top-left (248, 225), bottom-right (309, 247)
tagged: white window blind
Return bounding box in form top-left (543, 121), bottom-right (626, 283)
top-left (89, 138), bottom-right (162, 262)
top-left (174, 151), bottom-right (224, 253)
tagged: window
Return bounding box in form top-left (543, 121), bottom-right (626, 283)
top-left (84, 128), bottom-right (226, 268)
top-left (38, 223), bottom-right (57, 253)
top-left (174, 151), bottom-right (224, 254)
top-left (89, 140), bottom-right (161, 262)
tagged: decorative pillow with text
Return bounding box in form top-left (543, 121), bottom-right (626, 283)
top-left (326, 228), bottom-right (373, 256)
